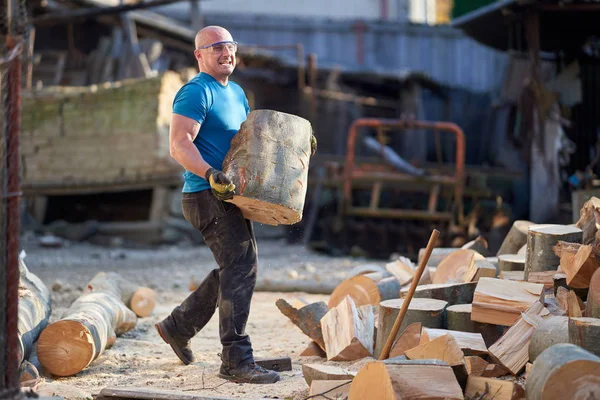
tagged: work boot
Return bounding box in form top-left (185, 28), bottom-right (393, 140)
top-left (155, 318), bottom-right (195, 365)
top-left (219, 362), bottom-right (281, 384)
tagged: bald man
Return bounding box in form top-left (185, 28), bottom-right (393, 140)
top-left (155, 26), bottom-right (280, 384)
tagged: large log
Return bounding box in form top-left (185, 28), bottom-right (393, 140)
top-left (418, 247), bottom-right (458, 267)
top-left (569, 317), bottom-right (600, 357)
top-left (222, 109), bottom-right (312, 225)
top-left (348, 359), bottom-right (463, 400)
top-left (529, 316), bottom-right (569, 363)
top-left (399, 281), bottom-right (477, 306)
top-left (37, 285), bottom-right (137, 376)
top-left (328, 272), bottom-right (400, 309)
top-left (575, 196), bottom-right (600, 245)
top-left (275, 299), bottom-right (328, 350)
top-left (85, 272), bottom-right (156, 317)
top-left (526, 343), bottom-right (600, 400)
top-left (524, 225), bottom-right (582, 280)
top-left (445, 304), bottom-right (504, 347)
top-left (556, 243), bottom-right (600, 288)
top-left (405, 334), bottom-right (465, 366)
top-left (587, 268), bottom-right (600, 318)
top-left (374, 298), bottom-right (447, 359)
top-left (433, 249), bottom-right (484, 284)
top-left (498, 254), bottom-right (526, 272)
top-left (17, 259), bottom-right (51, 367)
top-left (497, 220), bottom-right (535, 256)
top-left (420, 328), bottom-right (487, 356)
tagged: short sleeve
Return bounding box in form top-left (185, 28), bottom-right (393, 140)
top-left (172, 82), bottom-right (209, 124)
top-left (244, 96), bottom-right (250, 116)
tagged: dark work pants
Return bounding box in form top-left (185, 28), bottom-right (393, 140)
top-left (168, 190), bottom-right (257, 368)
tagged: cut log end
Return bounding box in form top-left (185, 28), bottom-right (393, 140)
top-left (227, 195), bottom-right (301, 226)
top-left (36, 320), bottom-right (95, 377)
top-left (129, 287), bottom-right (156, 317)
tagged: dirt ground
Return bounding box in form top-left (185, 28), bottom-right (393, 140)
top-left (20, 232), bottom-right (382, 400)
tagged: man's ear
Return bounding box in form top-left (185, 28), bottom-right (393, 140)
top-left (194, 49), bottom-right (202, 62)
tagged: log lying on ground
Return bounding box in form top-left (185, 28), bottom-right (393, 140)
top-left (464, 258), bottom-right (497, 282)
top-left (17, 259), bottom-right (51, 367)
top-left (328, 272), bottom-right (399, 308)
top-left (569, 317), bottom-right (600, 357)
top-left (302, 363), bottom-right (356, 386)
top-left (420, 328), bottom-right (487, 356)
top-left (575, 196), bottom-right (600, 245)
top-left (498, 254), bottom-right (526, 272)
top-left (465, 376), bottom-right (524, 400)
top-left (275, 299), bottom-right (328, 350)
top-left (556, 242), bottom-right (600, 288)
top-left (526, 343), bottom-right (600, 400)
top-left (309, 380), bottom-right (352, 399)
top-left (222, 109), bottom-right (313, 225)
top-left (525, 225), bottom-right (583, 280)
top-left (389, 322), bottom-right (421, 358)
top-left (497, 220), bottom-right (535, 256)
top-left (385, 259), bottom-right (415, 285)
top-left (86, 272), bottom-right (156, 317)
top-left (471, 278), bottom-right (545, 326)
top-left (374, 298), bottom-right (448, 359)
top-left (446, 304), bottom-right (504, 347)
top-left (488, 301), bottom-right (549, 375)
top-left (348, 359), bottom-right (463, 400)
top-left (321, 296), bottom-right (374, 361)
top-left (255, 278), bottom-right (338, 294)
top-left (399, 281), bottom-right (477, 306)
top-left (529, 316), bottom-right (569, 363)
top-left (587, 268), bottom-right (600, 318)
top-left (553, 272), bottom-right (589, 300)
top-left (37, 286), bottom-right (137, 376)
top-left (418, 247), bottom-right (458, 267)
top-left (433, 249), bottom-right (484, 284)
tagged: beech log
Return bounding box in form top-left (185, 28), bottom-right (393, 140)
top-left (569, 317), bottom-right (600, 357)
top-left (524, 225), bottom-right (582, 280)
top-left (575, 196), bottom-right (600, 245)
top-left (399, 281), bottom-right (477, 306)
top-left (86, 272), bottom-right (156, 317)
top-left (586, 268), bottom-right (600, 318)
top-left (302, 364), bottom-right (356, 386)
top-left (433, 249), bottom-right (484, 284)
top-left (446, 304), bottom-right (504, 347)
top-left (389, 322), bottom-right (421, 358)
top-left (553, 272), bottom-right (589, 301)
top-left (328, 272), bottom-right (400, 308)
top-left (529, 316), bottom-right (569, 362)
top-left (420, 328), bottom-right (487, 356)
top-left (418, 247), bottom-right (457, 267)
top-left (275, 299), bottom-right (328, 350)
top-left (498, 254), bottom-right (526, 272)
top-left (557, 243), bottom-right (600, 288)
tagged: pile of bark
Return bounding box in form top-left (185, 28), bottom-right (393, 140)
top-left (278, 197), bottom-right (600, 399)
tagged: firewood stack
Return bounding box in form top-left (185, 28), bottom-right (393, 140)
top-left (278, 197), bottom-right (600, 399)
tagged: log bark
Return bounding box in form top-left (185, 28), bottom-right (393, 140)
top-left (586, 268), bottom-right (600, 318)
top-left (418, 247), bottom-right (457, 267)
top-left (529, 316), bottom-right (569, 363)
top-left (445, 304), bottom-right (504, 347)
top-left (17, 259), bottom-right (51, 367)
top-left (420, 328), bottom-right (487, 356)
top-left (300, 341), bottom-right (326, 357)
top-left (405, 334), bottom-right (465, 366)
top-left (433, 249), bottom-right (484, 284)
top-left (36, 288), bottom-right (137, 376)
top-left (389, 322), bottom-right (421, 358)
top-left (275, 299), bottom-right (328, 350)
top-left (321, 297), bottom-right (374, 361)
top-left (497, 220), bottom-right (535, 256)
top-left (462, 235), bottom-right (491, 257)
top-left (348, 360), bottom-right (463, 400)
top-left (569, 317), bottom-right (600, 357)
top-left (85, 272), bottom-right (156, 317)
top-left (556, 243), bottom-right (600, 288)
top-left (465, 356), bottom-right (488, 376)
top-left (399, 281), bottom-right (477, 306)
top-left (328, 273), bottom-right (400, 309)
top-left (498, 254), bottom-right (526, 272)
top-left (553, 272), bottom-right (588, 301)
top-left (222, 110), bottom-right (312, 225)
top-left (471, 278), bottom-right (545, 326)
top-left (301, 364), bottom-right (356, 386)
top-left (524, 225), bottom-right (583, 280)
top-left (526, 343), bottom-right (600, 400)
top-left (374, 298), bottom-right (447, 359)
top-left (254, 278), bottom-right (338, 294)
top-left (575, 196), bottom-right (600, 245)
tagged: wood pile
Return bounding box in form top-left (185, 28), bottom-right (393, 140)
top-left (279, 197), bottom-right (600, 399)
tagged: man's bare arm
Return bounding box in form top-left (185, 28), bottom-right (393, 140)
top-left (169, 113), bottom-right (212, 178)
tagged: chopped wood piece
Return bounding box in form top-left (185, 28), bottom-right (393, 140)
top-left (399, 281), bottom-right (477, 306)
top-left (465, 376), bottom-right (520, 400)
top-left (434, 249), bottom-right (485, 284)
top-left (481, 363), bottom-right (511, 378)
top-left (374, 298), bottom-right (447, 359)
top-left (462, 235), bottom-right (491, 257)
top-left (418, 247), bottom-right (457, 267)
top-left (465, 356), bottom-right (488, 376)
top-left (420, 328), bottom-right (487, 356)
top-left (98, 386), bottom-right (236, 400)
top-left (569, 317), bottom-right (600, 357)
top-left (553, 272), bottom-right (589, 301)
top-left (328, 272), bottom-right (401, 308)
top-left (348, 264), bottom-right (386, 277)
top-left (471, 278), bottom-right (545, 326)
top-left (525, 225), bottom-right (583, 280)
top-left (587, 268), bottom-right (600, 318)
top-left (500, 270), bottom-right (525, 281)
top-left (555, 287), bottom-right (569, 312)
top-left (275, 299), bottom-right (328, 350)
top-left (301, 364), bottom-right (356, 386)
top-left (300, 341), bottom-right (326, 357)
top-left (497, 220), bottom-right (535, 256)
top-left (321, 297), bottom-right (374, 361)
top-left (488, 301), bottom-right (549, 375)
top-left (527, 271), bottom-right (557, 290)
top-left (529, 316), bottom-right (569, 362)
top-left (526, 343), bottom-right (600, 400)
top-left (575, 196), bottom-right (600, 245)
top-left (558, 243), bottom-right (600, 288)
top-left (86, 272), bottom-right (156, 317)
top-left (405, 334), bottom-right (464, 366)
top-left (567, 290), bottom-right (584, 317)
top-left (309, 380), bottom-right (352, 400)
top-left (385, 259), bottom-right (414, 285)
top-left (464, 259), bottom-right (497, 282)
top-left (446, 304), bottom-right (504, 347)
top-left (389, 322), bottom-right (421, 358)
top-left (498, 254), bottom-right (526, 272)
top-left (348, 360), bottom-right (463, 400)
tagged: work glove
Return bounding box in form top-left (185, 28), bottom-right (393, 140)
top-left (205, 168), bottom-right (236, 201)
top-left (310, 133), bottom-right (317, 157)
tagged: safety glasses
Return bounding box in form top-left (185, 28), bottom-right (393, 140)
top-left (197, 40), bottom-right (238, 54)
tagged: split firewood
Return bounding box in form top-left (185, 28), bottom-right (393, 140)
top-left (527, 271), bottom-right (557, 290)
top-left (555, 287), bottom-right (569, 311)
top-left (420, 328), bottom-right (487, 356)
top-left (85, 272), bottom-right (156, 317)
top-left (389, 322), bottom-right (421, 358)
top-left (348, 359), bottom-right (463, 400)
top-left (488, 301), bottom-right (549, 375)
top-left (301, 363), bottom-right (356, 386)
top-left (498, 254), bottom-right (526, 272)
top-left (309, 380), bottom-right (352, 400)
top-left (405, 334), bottom-right (464, 366)
top-left (526, 343), bottom-right (600, 399)
top-left (399, 281), bottom-right (477, 306)
top-left (587, 268), bottom-right (600, 318)
top-left (567, 290), bottom-right (584, 317)
top-left (575, 196), bottom-right (600, 245)
top-left (433, 249), bottom-right (485, 284)
top-left (529, 316), bottom-right (569, 362)
top-left (569, 317), bottom-right (600, 357)
top-left (328, 272), bottom-right (400, 308)
top-left (37, 277), bottom-right (137, 376)
top-left (553, 272), bottom-right (589, 300)
top-left (481, 363), bottom-right (511, 378)
top-left (300, 341), bottom-right (326, 357)
top-left (465, 356), bottom-right (488, 376)
top-left (464, 258), bottom-right (497, 283)
top-left (17, 259), bottom-right (51, 369)
top-left (320, 296), bottom-right (374, 361)
top-left (497, 220), bottom-right (535, 256)
top-left (446, 303), bottom-right (504, 347)
top-left (500, 270), bottom-right (525, 281)
top-left (418, 247), bottom-right (457, 267)
top-left (374, 298), bottom-right (448, 359)
top-left (385, 258), bottom-right (415, 285)
top-left (525, 362), bottom-right (532, 377)
top-left (465, 376), bottom-right (523, 400)
top-left (275, 299), bottom-right (328, 350)
top-left (517, 244), bottom-right (527, 256)
top-left (348, 264), bottom-right (386, 277)
top-left (462, 235), bottom-right (491, 257)
top-left (524, 225), bottom-right (583, 280)
top-left (471, 278), bottom-right (545, 326)
top-left (556, 242), bottom-right (600, 288)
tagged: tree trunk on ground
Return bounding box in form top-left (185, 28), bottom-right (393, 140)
top-left (328, 272), bottom-right (399, 309)
top-left (586, 268), bottom-right (600, 318)
top-left (399, 281), bottom-right (477, 306)
top-left (497, 220), bottom-right (534, 256)
top-left (222, 110), bottom-right (313, 226)
top-left (275, 299), bottom-right (328, 350)
top-left (86, 272), bottom-right (156, 317)
top-left (445, 304), bottom-right (504, 347)
top-left (569, 317), bottom-right (600, 357)
top-left (498, 254), bottom-right (526, 272)
top-left (526, 343), bottom-right (600, 400)
top-left (529, 316), bottom-right (569, 363)
top-left (525, 225), bottom-right (582, 280)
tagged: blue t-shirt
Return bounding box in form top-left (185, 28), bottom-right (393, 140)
top-left (172, 72), bottom-right (250, 193)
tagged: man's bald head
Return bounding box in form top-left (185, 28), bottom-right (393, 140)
top-left (195, 26), bottom-right (233, 49)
